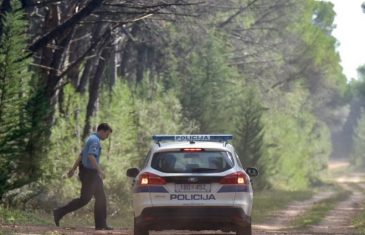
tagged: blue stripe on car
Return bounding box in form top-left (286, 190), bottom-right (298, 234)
top-left (218, 185), bottom-right (249, 193)
top-left (134, 186), bottom-right (168, 193)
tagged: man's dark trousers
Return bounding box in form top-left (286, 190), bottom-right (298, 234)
top-left (55, 167), bottom-right (107, 228)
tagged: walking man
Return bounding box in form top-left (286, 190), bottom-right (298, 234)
top-left (53, 123), bottom-right (113, 230)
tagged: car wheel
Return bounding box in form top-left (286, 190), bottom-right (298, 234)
top-left (236, 224), bottom-right (252, 235)
top-left (133, 218), bottom-right (149, 235)
top-left (134, 226), bottom-right (148, 235)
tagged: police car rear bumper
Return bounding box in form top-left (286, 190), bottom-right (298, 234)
top-left (135, 206), bottom-right (251, 231)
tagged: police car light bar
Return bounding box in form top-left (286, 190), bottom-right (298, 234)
top-left (152, 134), bottom-right (233, 143)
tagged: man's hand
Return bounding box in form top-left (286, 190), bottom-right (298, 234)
top-left (88, 154), bottom-right (104, 179)
top-left (67, 169), bottom-right (76, 178)
top-left (68, 154), bottom-right (81, 178)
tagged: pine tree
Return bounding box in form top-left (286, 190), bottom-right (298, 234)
top-left (234, 91), bottom-right (264, 168)
top-left (177, 32), bottom-right (239, 133)
top-left (0, 0), bottom-right (39, 200)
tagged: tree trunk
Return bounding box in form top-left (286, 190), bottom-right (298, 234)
top-left (119, 23), bottom-right (140, 79)
top-left (82, 45), bottom-right (111, 139)
top-left (77, 57), bottom-right (98, 93)
top-left (136, 43), bottom-right (146, 83)
top-left (68, 26), bottom-right (89, 88)
top-left (38, 4), bottom-right (59, 80)
top-left (76, 22), bottom-right (108, 93)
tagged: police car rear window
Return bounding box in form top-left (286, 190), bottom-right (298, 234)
top-left (151, 151), bottom-right (234, 173)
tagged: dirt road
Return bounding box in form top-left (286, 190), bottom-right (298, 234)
top-left (1, 160), bottom-right (364, 235)
top-left (253, 160), bottom-right (365, 235)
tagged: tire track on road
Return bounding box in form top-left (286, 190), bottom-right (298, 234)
top-left (252, 190), bottom-right (335, 234)
top-left (307, 176), bottom-right (365, 235)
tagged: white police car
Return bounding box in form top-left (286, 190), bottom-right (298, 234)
top-left (126, 135), bottom-right (258, 235)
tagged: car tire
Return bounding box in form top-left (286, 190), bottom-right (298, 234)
top-left (236, 224), bottom-right (252, 235)
top-left (134, 226), bottom-right (148, 235)
top-left (133, 218), bottom-right (149, 235)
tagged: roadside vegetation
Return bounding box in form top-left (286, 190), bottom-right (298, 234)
top-left (0, 189), bottom-right (314, 230)
top-left (0, 205), bottom-right (131, 229)
top-left (353, 208), bottom-right (365, 234)
top-left (352, 181), bottom-right (365, 233)
top-left (1, 0), bottom-right (365, 231)
top-left (0, 207), bottom-right (51, 226)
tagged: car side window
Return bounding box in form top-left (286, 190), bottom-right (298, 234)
top-left (141, 150), bottom-right (151, 169)
top-left (225, 152), bottom-right (235, 168)
top-left (234, 151), bottom-right (243, 168)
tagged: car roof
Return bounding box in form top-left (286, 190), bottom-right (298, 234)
top-left (151, 141), bottom-right (235, 153)
top-left (149, 135), bottom-right (236, 153)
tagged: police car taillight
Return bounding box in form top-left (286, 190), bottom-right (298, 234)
top-left (139, 172), bottom-right (166, 185)
top-left (220, 172), bottom-right (248, 185)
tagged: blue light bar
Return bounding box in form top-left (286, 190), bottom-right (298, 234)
top-left (152, 134), bottom-right (233, 143)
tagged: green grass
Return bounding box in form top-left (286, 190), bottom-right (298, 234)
top-left (353, 212), bottom-right (365, 234)
top-left (57, 206), bottom-right (133, 228)
top-left (1, 187), bottom-right (347, 232)
top-left (352, 183), bottom-right (365, 234)
top-left (1, 190), bottom-right (314, 230)
top-left (252, 189), bottom-right (313, 223)
top-left (0, 206), bottom-right (52, 225)
top-left (290, 187), bottom-right (349, 229)
top-left (0, 231), bottom-right (16, 235)
top-left (0, 205), bottom-right (132, 230)
top-left (0, 206), bottom-right (53, 234)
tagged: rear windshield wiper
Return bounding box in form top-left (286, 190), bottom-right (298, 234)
top-left (191, 167), bottom-right (218, 172)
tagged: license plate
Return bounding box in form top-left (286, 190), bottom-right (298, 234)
top-left (175, 184), bottom-right (211, 193)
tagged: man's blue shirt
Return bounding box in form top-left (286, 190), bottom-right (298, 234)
top-left (82, 133), bottom-right (102, 169)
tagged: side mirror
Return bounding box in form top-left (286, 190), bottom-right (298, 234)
top-left (126, 168), bottom-right (140, 178)
top-left (245, 167), bottom-right (259, 177)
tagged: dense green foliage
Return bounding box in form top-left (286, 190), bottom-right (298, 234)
top-left (0, 1), bottom-right (42, 200)
top-left (36, 81), bottom-right (194, 216)
top-left (0, 0), bottom-right (354, 225)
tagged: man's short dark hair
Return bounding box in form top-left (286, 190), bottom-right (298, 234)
top-left (97, 123), bottom-right (113, 132)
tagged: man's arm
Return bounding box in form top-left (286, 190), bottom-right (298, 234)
top-left (67, 154), bottom-right (82, 177)
top-left (88, 154), bottom-right (105, 179)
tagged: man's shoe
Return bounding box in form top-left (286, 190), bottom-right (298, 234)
top-left (95, 225), bottom-right (113, 230)
top-left (53, 209), bottom-right (61, 227)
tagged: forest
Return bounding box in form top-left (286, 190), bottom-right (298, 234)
top-left (1, 0), bottom-right (365, 225)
